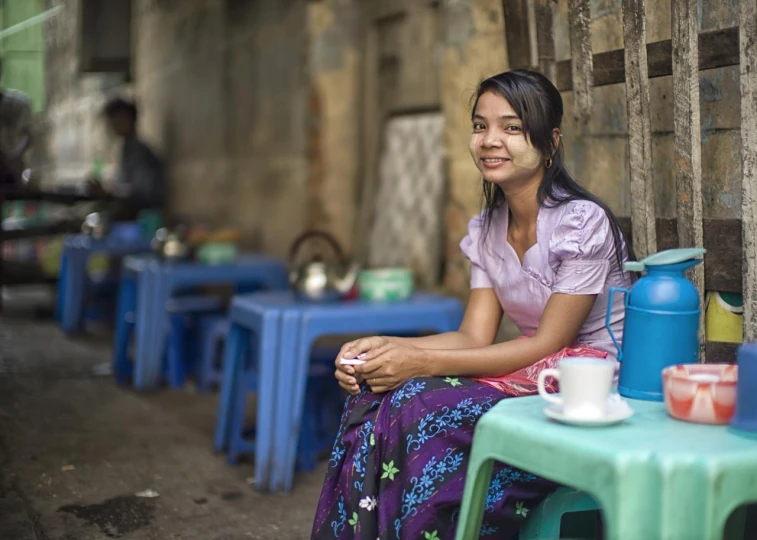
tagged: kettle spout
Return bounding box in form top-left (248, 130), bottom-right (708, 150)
top-left (334, 262), bottom-right (361, 295)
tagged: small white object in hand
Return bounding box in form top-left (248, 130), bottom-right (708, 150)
top-left (340, 358), bottom-right (366, 365)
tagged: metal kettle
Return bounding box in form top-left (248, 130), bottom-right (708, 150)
top-left (152, 226), bottom-right (191, 261)
top-left (81, 212), bottom-right (110, 239)
top-left (288, 230), bottom-right (359, 302)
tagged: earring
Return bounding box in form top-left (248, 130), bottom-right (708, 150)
top-left (545, 158), bottom-right (553, 169)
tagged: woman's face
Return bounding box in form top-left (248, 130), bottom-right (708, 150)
top-left (469, 90), bottom-right (543, 187)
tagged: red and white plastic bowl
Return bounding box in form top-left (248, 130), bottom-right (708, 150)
top-left (662, 363), bottom-right (738, 425)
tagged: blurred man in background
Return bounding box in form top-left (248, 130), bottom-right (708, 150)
top-left (88, 97), bottom-right (165, 219)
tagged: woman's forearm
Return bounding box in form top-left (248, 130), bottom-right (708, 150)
top-left (421, 336), bottom-right (559, 378)
top-left (387, 331), bottom-right (485, 350)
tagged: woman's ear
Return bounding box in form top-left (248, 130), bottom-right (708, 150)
top-left (551, 128), bottom-right (561, 155)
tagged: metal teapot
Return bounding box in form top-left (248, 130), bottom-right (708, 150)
top-left (81, 212), bottom-right (110, 239)
top-left (152, 226), bottom-right (191, 261)
top-left (288, 230), bottom-right (360, 302)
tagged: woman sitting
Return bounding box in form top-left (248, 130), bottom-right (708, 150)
top-left (311, 69), bottom-right (633, 540)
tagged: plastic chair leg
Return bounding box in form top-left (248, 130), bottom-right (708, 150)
top-left (214, 324), bottom-right (248, 453)
top-left (519, 488), bottom-right (599, 540)
top-left (165, 313), bottom-right (188, 389)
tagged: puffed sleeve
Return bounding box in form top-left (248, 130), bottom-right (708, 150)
top-left (548, 202), bottom-right (614, 294)
top-left (459, 215), bottom-right (494, 289)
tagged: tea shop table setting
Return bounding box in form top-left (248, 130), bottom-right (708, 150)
top-left (456, 248), bottom-right (757, 540)
top-left (118, 224), bottom-right (289, 390)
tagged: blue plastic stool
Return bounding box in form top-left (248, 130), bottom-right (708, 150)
top-left (192, 280), bottom-right (272, 393)
top-left (195, 315), bottom-right (229, 392)
top-left (225, 344), bottom-right (344, 471)
top-left (112, 270), bottom-right (223, 388)
top-left (519, 487), bottom-right (600, 539)
top-left (164, 296), bottom-right (225, 389)
top-left (296, 361), bottom-right (344, 472)
top-left (272, 293), bottom-right (464, 493)
top-left (58, 232), bottom-right (152, 334)
top-left (134, 255), bottom-right (289, 391)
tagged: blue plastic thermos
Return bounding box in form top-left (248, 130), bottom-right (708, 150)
top-left (606, 247), bottom-right (706, 401)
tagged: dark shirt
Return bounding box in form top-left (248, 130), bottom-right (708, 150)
top-left (116, 136), bottom-right (164, 209)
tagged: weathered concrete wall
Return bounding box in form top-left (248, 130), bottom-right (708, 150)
top-left (42, 0), bottom-right (126, 187)
top-left (306, 0), bottom-right (361, 253)
top-left (42, 0), bottom-right (359, 258)
top-left (133, 0), bottom-right (310, 256)
top-left (441, 0), bottom-right (509, 296)
top-left (554, 0), bottom-right (742, 220)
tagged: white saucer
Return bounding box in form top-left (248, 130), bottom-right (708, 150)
top-left (543, 396), bottom-right (634, 427)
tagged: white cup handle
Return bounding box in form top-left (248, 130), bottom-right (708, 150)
top-left (537, 368), bottom-right (562, 406)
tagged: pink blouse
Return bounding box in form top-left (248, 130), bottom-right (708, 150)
top-left (460, 199), bottom-right (632, 360)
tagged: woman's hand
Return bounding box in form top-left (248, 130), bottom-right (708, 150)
top-left (333, 337), bottom-right (385, 395)
top-left (354, 342), bottom-right (429, 394)
top-left (341, 336), bottom-right (392, 360)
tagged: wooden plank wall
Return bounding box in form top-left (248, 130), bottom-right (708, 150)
top-left (671, 0), bottom-right (706, 358)
top-left (504, 1), bottom-right (751, 361)
top-left (621, 0), bottom-right (657, 259)
top-left (555, 27), bottom-right (740, 91)
top-left (740, 0), bottom-right (757, 342)
top-left (534, 0), bottom-right (556, 81)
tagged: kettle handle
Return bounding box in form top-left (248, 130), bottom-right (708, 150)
top-left (288, 229), bottom-right (346, 265)
top-left (606, 287), bottom-right (629, 361)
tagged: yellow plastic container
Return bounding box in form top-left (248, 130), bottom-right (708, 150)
top-left (705, 291), bottom-right (743, 343)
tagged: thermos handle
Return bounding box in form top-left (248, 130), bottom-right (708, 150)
top-left (606, 287), bottom-right (629, 361)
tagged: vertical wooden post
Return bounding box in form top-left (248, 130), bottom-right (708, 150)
top-left (535, 0), bottom-right (556, 82)
top-left (622, 0), bottom-right (657, 259)
top-left (526, 0), bottom-right (539, 68)
top-left (672, 0), bottom-right (706, 359)
top-left (567, 0), bottom-right (593, 124)
top-left (740, 0), bottom-right (757, 342)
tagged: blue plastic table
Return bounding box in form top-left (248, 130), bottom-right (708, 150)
top-left (214, 290), bottom-right (465, 493)
top-left (133, 255), bottom-right (289, 391)
top-left (58, 234), bottom-right (153, 334)
top-left (456, 396), bottom-right (757, 540)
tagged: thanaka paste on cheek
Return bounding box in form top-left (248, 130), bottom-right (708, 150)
top-left (508, 135), bottom-right (541, 169)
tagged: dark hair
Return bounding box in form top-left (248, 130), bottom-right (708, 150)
top-left (471, 69), bottom-right (632, 270)
top-left (103, 97), bottom-right (137, 122)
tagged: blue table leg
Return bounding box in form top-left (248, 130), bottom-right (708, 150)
top-left (214, 322), bottom-right (245, 452)
top-left (55, 251), bottom-right (68, 322)
top-left (134, 263), bottom-right (172, 390)
top-left (145, 269), bottom-right (172, 389)
top-left (133, 262), bottom-right (157, 390)
top-left (113, 276), bottom-right (137, 385)
top-left (253, 310), bottom-right (284, 492)
top-left (61, 248), bottom-right (89, 334)
top-left (270, 310), bottom-right (305, 493)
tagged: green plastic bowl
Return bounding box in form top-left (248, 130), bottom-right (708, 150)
top-left (357, 268), bottom-right (414, 302)
top-left (196, 242), bottom-right (238, 265)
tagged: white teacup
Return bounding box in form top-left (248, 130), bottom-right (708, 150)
top-left (537, 357), bottom-right (615, 420)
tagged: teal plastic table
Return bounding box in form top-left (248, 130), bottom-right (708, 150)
top-left (456, 396), bottom-right (757, 540)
